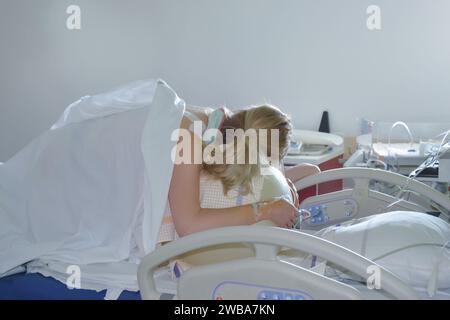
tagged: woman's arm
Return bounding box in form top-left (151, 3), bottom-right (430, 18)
top-left (169, 162), bottom-right (257, 236)
top-left (283, 163), bottom-right (321, 209)
top-left (168, 125), bottom-right (255, 236)
top-left (284, 163), bottom-right (321, 183)
top-left (168, 131), bottom-right (297, 237)
top-left (169, 163), bottom-right (298, 236)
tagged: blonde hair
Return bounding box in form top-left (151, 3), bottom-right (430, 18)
top-left (202, 105), bottom-right (292, 195)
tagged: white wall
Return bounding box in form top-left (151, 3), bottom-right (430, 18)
top-left (1, 0), bottom-right (450, 161)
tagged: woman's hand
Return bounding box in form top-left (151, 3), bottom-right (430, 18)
top-left (260, 199), bottom-right (298, 229)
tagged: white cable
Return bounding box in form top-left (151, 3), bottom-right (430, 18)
top-left (388, 121), bottom-right (415, 149)
top-left (435, 129), bottom-right (450, 159)
top-left (386, 128), bottom-right (450, 215)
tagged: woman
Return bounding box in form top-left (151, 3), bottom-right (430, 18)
top-left (165, 104), bottom-right (320, 240)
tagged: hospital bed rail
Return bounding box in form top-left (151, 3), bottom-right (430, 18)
top-left (138, 225), bottom-right (419, 300)
top-left (294, 168), bottom-right (450, 231)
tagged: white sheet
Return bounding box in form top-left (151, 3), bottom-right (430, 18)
top-left (0, 79), bottom-right (185, 293)
top-left (315, 211), bottom-right (450, 293)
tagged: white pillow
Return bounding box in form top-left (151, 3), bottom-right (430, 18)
top-left (315, 211), bottom-right (450, 291)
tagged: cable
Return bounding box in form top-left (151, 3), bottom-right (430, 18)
top-left (388, 121), bottom-right (415, 149)
top-left (385, 128), bottom-right (450, 216)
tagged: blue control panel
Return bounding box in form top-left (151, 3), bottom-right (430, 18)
top-left (257, 290), bottom-right (308, 300)
top-left (306, 204), bottom-right (329, 226)
top-left (212, 281), bottom-right (313, 300)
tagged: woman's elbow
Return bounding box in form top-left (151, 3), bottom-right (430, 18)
top-left (172, 214), bottom-right (199, 238)
top-left (172, 220), bottom-right (192, 238)
top-left (286, 163), bottom-right (321, 182)
top-left (308, 164), bottom-right (321, 175)
top-left (174, 225), bottom-right (192, 238)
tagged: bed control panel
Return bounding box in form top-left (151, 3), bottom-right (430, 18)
top-left (307, 204), bottom-right (329, 226)
top-left (257, 290), bottom-right (309, 300)
top-left (212, 281), bottom-right (312, 300)
top-left (301, 198), bottom-right (358, 228)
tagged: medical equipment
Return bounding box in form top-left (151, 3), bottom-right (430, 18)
top-left (348, 121), bottom-right (450, 179)
top-left (344, 121), bottom-right (450, 212)
top-left (440, 152), bottom-right (450, 181)
top-left (288, 130), bottom-right (343, 156)
top-left (401, 129), bottom-right (450, 183)
top-left (295, 168), bottom-right (450, 231)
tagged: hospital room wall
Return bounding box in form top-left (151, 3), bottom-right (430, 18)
top-left (1, 0), bottom-right (450, 161)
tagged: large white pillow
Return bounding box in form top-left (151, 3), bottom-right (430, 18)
top-left (315, 211), bottom-right (450, 292)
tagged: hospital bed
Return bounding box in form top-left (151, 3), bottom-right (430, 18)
top-left (138, 168), bottom-right (450, 300)
top-left (1, 168), bottom-right (449, 300)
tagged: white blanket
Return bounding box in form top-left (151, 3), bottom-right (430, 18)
top-left (315, 211), bottom-right (450, 294)
top-left (0, 79), bottom-right (185, 293)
